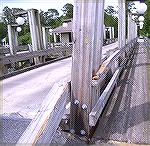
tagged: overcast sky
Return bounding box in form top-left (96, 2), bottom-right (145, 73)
top-left (1, 0), bottom-right (118, 15)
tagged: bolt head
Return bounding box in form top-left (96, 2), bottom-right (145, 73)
top-left (82, 104), bottom-right (87, 110)
top-left (80, 130), bottom-right (86, 135)
top-left (70, 129), bottom-right (75, 134)
top-left (74, 99), bottom-right (79, 105)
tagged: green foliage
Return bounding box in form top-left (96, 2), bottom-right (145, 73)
top-left (3, 6), bottom-right (24, 24)
top-left (18, 32), bottom-right (31, 45)
top-left (0, 22), bottom-right (7, 42)
top-left (39, 3), bottom-right (73, 28)
top-left (104, 6), bottom-right (118, 38)
top-left (142, 0), bottom-right (150, 37)
top-left (61, 3), bottom-right (73, 19)
top-left (39, 9), bottom-right (59, 27)
top-left (105, 6), bottom-right (117, 16)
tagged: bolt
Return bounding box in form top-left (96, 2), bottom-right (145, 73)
top-left (80, 130), bottom-right (86, 135)
top-left (70, 129), bottom-right (75, 134)
top-left (65, 119), bottom-right (68, 124)
top-left (74, 99), bottom-right (79, 105)
top-left (82, 104), bottom-right (87, 110)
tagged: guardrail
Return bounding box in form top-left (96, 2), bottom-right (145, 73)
top-left (103, 38), bottom-right (118, 46)
top-left (16, 80), bottom-right (71, 145)
top-left (0, 38), bottom-right (117, 56)
top-left (144, 38), bottom-right (150, 49)
top-left (0, 39), bottom-right (117, 77)
top-left (0, 45), bottom-right (72, 65)
top-left (0, 45), bottom-right (29, 55)
top-left (0, 44), bottom-right (73, 77)
top-left (90, 38), bottom-right (138, 126)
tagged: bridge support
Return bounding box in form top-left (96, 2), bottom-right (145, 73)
top-left (128, 12), bottom-right (137, 43)
top-left (53, 33), bottom-right (57, 43)
top-left (128, 13), bottom-right (132, 43)
top-left (42, 27), bottom-right (49, 49)
top-left (28, 9), bottom-right (43, 64)
top-left (71, 0), bottom-right (105, 137)
top-left (7, 25), bottom-right (17, 55)
top-left (7, 24), bottom-right (19, 71)
top-left (135, 23), bottom-right (138, 38)
top-left (118, 0), bottom-right (126, 49)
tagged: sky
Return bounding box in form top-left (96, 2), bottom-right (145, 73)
top-left (0, 0), bottom-right (118, 15)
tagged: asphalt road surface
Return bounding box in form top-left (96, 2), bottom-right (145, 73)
top-left (93, 41), bottom-right (150, 145)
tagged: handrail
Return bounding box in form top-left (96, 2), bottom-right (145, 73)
top-left (0, 45), bottom-right (72, 65)
top-left (0, 45), bottom-right (29, 55)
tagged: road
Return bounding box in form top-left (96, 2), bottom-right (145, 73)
top-left (2, 42), bottom-right (118, 119)
top-left (93, 41), bottom-right (150, 144)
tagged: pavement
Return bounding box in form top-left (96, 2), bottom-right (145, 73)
top-left (0, 115), bottom-right (31, 144)
top-left (93, 41), bottom-right (150, 145)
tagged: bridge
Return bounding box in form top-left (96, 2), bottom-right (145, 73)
top-left (1, 0), bottom-right (150, 146)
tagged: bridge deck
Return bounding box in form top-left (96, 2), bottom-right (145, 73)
top-left (1, 43), bottom-right (117, 144)
top-left (93, 41), bottom-right (150, 145)
top-left (2, 42), bottom-right (117, 119)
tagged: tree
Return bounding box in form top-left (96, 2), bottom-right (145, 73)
top-left (61, 3), bottom-right (73, 19)
top-left (142, 0), bottom-right (150, 37)
top-left (18, 32), bottom-right (31, 45)
top-left (40, 9), bottom-right (60, 28)
top-left (3, 6), bottom-right (24, 24)
top-left (47, 9), bottom-right (59, 19)
top-left (105, 6), bottom-right (117, 16)
top-left (0, 22), bottom-right (7, 43)
top-left (104, 6), bottom-right (118, 38)
top-left (3, 6), bottom-right (15, 24)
